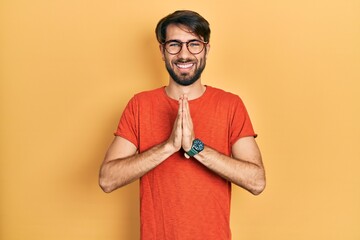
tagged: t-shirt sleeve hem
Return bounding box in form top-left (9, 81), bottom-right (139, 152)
top-left (113, 132), bottom-right (138, 148)
top-left (231, 133), bottom-right (258, 146)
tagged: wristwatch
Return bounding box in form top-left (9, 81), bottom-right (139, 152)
top-left (186, 139), bottom-right (204, 157)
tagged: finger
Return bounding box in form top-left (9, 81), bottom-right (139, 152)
top-left (178, 96), bottom-right (182, 117)
top-left (182, 95), bottom-right (188, 123)
top-left (176, 97), bottom-right (183, 131)
top-left (181, 95), bottom-right (194, 152)
top-left (183, 95), bottom-right (190, 116)
top-left (182, 95), bottom-right (193, 130)
top-left (168, 97), bottom-right (183, 150)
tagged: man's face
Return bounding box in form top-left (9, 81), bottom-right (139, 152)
top-left (160, 24), bottom-right (210, 86)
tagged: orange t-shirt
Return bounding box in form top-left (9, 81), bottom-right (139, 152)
top-left (115, 86), bottom-right (256, 240)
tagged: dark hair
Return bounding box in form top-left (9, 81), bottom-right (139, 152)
top-left (155, 10), bottom-right (211, 44)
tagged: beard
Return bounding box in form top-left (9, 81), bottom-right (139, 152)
top-left (165, 58), bottom-right (206, 86)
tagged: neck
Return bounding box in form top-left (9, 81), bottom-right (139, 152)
top-left (165, 80), bottom-right (206, 100)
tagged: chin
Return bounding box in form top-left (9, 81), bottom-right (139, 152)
top-left (174, 76), bottom-right (199, 86)
top-left (166, 63), bottom-right (205, 87)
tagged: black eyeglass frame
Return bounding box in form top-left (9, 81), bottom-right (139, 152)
top-left (162, 39), bottom-right (208, 55)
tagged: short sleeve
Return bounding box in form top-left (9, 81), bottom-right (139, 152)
top-left (229, 96), bottom-right (257, 146)
top-left (114, 96), bottom-right (139, 148)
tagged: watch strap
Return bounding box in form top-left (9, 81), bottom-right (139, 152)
top-left (186, 148), bottom-right (198, 157)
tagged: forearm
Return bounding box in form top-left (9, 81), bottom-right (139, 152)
top-left (193, 146), bottom-right (266, 195)
top-left (99, 142), bottom-right (175, 193)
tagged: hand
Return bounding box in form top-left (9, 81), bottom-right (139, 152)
top-left (166, 97), bottom-right (183, 153)
top-left (181, 95), bottom-right (195, 152)
top-left (166, 95), bottom-right (195, 155)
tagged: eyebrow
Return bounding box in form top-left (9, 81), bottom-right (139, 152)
top-left (165, 39), bottom-right (202, 42)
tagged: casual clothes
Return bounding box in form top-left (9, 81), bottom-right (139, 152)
top-left (115, 86), bottom-right (256, 240)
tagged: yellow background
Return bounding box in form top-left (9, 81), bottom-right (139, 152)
top-left (1, 0), bottom-right (359, 239)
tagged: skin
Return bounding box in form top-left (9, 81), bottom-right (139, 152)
top-left (99, 24), bottom-right (266, 195)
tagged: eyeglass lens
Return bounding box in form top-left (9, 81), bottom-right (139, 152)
top-left (164, 40), bottom-right (205, 55)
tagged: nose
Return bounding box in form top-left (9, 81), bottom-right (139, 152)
top-left (177, 42), bottom-right (192, 58)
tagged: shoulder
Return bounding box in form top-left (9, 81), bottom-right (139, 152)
top-left (205, 86), bottom-right (243, 104)
top-left (204, 86), bottom-right (248, 115)
top-left (126, 87), bottom-right (165, 106)
top-left (133, 87), bottom-right (165, 99)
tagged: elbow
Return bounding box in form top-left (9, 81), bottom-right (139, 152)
top-left (99, 170), bottom-right (127, 193)
top-left (250, 166), bottom-right (266, 195)
top-left (100, 185), bottom-right (113, 194)
top-left (99, 172), bottom-right (116, 193)
top-left (250, 178), bottom-right (266, 196)
top-left (99, 177), bottom-right (113, 193)
top-left (99, 163), bottom-right (119, 193)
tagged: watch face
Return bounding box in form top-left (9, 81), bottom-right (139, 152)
top-left (193, 139), bottom-right (204, 152)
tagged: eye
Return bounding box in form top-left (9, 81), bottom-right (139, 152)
top-left (188, 41), bottom-right (202, 47)
top-left (167, 41), bottom-right (181, 47)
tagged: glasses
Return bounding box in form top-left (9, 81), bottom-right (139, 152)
top-left (163, 40), bottom-right (208, 55)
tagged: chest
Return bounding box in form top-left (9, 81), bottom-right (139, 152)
top-left (138, 99), bottom-right (232, 155)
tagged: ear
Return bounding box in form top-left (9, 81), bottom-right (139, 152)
top-left (205, 43), bottom-right (210, 59)
top-left (159, 44), bottom-right (165, 61)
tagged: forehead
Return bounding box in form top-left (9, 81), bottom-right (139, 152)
top-left (165, 24), bottom-right (202, 41)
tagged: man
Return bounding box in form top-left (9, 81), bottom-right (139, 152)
top-left (99, 10), bottom-right (266, 240)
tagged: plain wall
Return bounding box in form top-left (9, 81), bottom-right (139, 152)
top-left (1, 0), bottom-right (359, 239)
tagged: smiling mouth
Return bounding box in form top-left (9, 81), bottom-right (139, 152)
top-left (175, 62), bottom-right (194, 69)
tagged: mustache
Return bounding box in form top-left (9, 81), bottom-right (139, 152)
top-left (175, 58), bottom-right (195, 64)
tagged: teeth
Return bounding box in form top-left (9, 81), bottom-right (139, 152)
top-left (176, 63), bottom-right (193, 69)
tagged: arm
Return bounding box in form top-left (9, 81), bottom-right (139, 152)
top-left (99, 99), bottom-right (183, 193)
top-left (181, 95), bottom-right (265, 195)
top-left (193, 136), bottom-right (266, 195)
top-left (99, 137), bottom-right (175, 193)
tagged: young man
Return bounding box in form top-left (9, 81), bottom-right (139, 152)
top-left (99, 10), bottom-right (266, 240)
